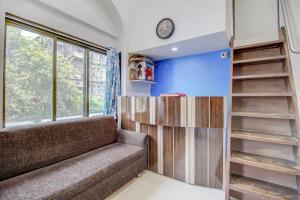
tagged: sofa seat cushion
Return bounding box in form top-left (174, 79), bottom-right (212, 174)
top-left (0, 143), bottom-right (144, 200)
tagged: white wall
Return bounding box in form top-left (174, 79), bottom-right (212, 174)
top-left (291, 53), bottom-right (300, 110)
top-left (112, 0), bottom-right (152, 96)
top-left (226, 0), bottom-right (233, 40)
top-left (126, 0), bottom-right (227, 53)
top-left (234, 0), bottom-right (279, 46)
top-left (0, 0), bottom-right (119, 47)
top-left (113, 0), bottom-right (229, 96)
top-left (285, 0), bottom-right (300, 112)
top-left (37, 0), bottom-right (121, 39)
top-left (286, 0), bottom-right (300, 49)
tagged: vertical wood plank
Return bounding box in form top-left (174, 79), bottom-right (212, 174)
top-left (141, 97), bottom-right (150, 124)
top-left (117, 97), bottom-right (122, 129)
top-left (180, 97), bottom-right (187, 127)
top-left (174, 127), bottom-right (185, 182)
top-left (135, 122), bottom-right (140, 132)
top-left (163, 126), bottom-right (174, 178)
top-left (129, 121), bottom-right (136, 131)
top-left (148, 125), bottom-right (158, 173)
top-left (126, 96), bottom-right (132, 120)
top-left (122, 119), bottom-right (136, 131)
top-left (166, 97), bottom-right (175, 126)
top-left (131, 96), bottom-right (135, 121)
top-left (195, 97), bottom-right (210, 128)
top-left (135, 96), bottom-right (150, 124)
top-left (156, 97), bottom-right (163, 125)
top-left (188, 127), bottom-right (195, 184)
top-left (140, 123), bottom-right (148, 134)
top-left (173, 97), bottom-right (181, 127)
top-left (149, 97), bottom-right (156, 125)
top-left (157, 125), bottom-right (164, 174)
top-left (120, 96), bottom-right (128, 124)
top-left (184, 127), bottom-right (190, 183)
top-left (121, 97), bottom-right (136, 131)
top-left (162, 97), bottom-right (175, 126)
top-left (194, 128), bottom-right (209, 187)
top-left (187, 97), bottom-right (196, 127)
top-left (210, 97), bottom-right (225, 128)
top-left (135, 96), bottom-right (142, 122)
top-left (209, 128), bottom-right (224, 189)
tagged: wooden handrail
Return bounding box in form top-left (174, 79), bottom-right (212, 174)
top-left (278, 0), bottom-right (300, 54)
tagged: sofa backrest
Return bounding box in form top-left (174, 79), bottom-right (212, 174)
top-left (0, 116), bottom-right (117, 181)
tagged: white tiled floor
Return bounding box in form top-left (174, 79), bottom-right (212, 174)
top-left (106, 171), bottom-right (225, 200)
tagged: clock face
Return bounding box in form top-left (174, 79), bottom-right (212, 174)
top-left (156, 18), bottom-right (175, 39)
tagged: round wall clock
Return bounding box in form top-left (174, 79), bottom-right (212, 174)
top-left (156, 18), bottom-right (175, 39)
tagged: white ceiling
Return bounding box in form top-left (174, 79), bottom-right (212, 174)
top-left (132, 31), bottom-right (229, 61)
top-left (32, 0), bottom-right (229, 61)
top-left (36, 0), bottom-right (122, 38)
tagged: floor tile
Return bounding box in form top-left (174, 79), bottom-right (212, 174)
top-left (106, 171), bottom-right (225, 200)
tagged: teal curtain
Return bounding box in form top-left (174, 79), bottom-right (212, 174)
top-left (104, 48), bottom-right (121, 116)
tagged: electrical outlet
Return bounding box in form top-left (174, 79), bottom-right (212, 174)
top-left (221, 51), bottom-right (228, 59)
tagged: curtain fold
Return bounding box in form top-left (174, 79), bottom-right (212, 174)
top-left (104, 48), bottom-right (121, 116)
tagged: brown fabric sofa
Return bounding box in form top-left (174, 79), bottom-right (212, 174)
top-left (0, 116), bottom-right (148, 200)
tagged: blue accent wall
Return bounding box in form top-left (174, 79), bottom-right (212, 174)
top-left (151, 49), bottom-right (231, 130)
top-left (151, 49), bottom-right (231, 97)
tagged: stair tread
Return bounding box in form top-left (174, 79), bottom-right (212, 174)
top-left (232, 92), bottom-right (293, 97)
top-left (232, 130), bottom-right (299, 146)
top-left (233, 55), bottom-right (286, 65)
top-left (233, 73), bottom-right (289, 80)
top-left (231, 112), bottom-right (296, 119)
top-left (230, 175), bottom-right (299, 200)
top-left (230, 38), bottom-right (300, 200)
top-left (231, 151), bottom-right (300, 175)
top-left (234, 40), bottom-right (284, 51)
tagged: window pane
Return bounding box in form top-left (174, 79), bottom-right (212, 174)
top-left (5, 25), bottom-right (53, 127)
top-left (57, 41), bottom-right (85, 120)
top-left (89, 51), bottom-right (107, 115)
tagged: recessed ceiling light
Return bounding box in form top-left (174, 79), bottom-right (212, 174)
top-left (171, 47), bottom-right (178, 52)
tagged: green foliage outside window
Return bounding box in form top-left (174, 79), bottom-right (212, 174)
top-left (5, 26), bottom-right (106, 127)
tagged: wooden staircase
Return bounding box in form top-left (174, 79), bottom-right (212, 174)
top-left (227, 29), bottom-right (300, 200)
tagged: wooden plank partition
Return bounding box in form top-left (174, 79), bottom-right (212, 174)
top-left (117, 96), bottom-right (226, 190)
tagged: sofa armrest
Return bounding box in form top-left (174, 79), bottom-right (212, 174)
top-left (117, 129), bottom-right (148, 148)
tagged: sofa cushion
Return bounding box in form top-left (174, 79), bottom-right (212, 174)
top-left (0, 143), bottom-right (144, 200)
top-left (0, 116), bottom-right (117, 181)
